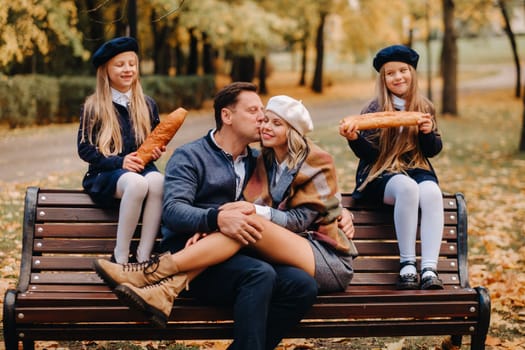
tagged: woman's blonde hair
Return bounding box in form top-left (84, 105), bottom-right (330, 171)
top-left (262, 124), bottom-right (308, 170)
top-left (80, 52), bottom-right (151, 157)
top-left (359, 65), bottom-right (436, 191)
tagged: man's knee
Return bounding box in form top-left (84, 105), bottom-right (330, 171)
top-left (276, 267), bottom-right (318, 303)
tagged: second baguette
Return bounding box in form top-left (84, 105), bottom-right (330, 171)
top-left (340, 111), bottom-right (424, 131)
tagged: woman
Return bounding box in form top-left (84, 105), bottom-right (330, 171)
top-left (339, 44), bottom-right (444, 290)
top-left (78, 37), bottom-right (165, 264)
top-left (94, 95), bottom-right (355, 327)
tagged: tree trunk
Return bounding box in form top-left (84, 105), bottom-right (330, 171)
top-left (231, 55), bottom-right (256, 82)
top-left (441, 0), bottom-right (458, 116)
top-left (299, 36), bottom-right (308, 86)
top-left (258, 56), bottom-right (268, 95)
top-left (173, 17), bottom-right (185, 76)
top-left (519, 106), bottom-right (525, 152)
top-left (498, 0), bottom-right (521, 98)
top-left (114, 0), bottom-right (127, 37)
top-left (312, 12), bottom-right (326, 94)
top-left (187, 28), bottom-right (199, 75)
top-left (150, 10), bottom-right (171, 75)
top-left (83, 0), bottom-right (105, 52)
top-left (202, 32), bottom-right (215, 75)
top-left (127, 0), bottom-right (137, 38)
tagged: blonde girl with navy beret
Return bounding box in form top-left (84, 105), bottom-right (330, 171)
top-left (78, 37), bottom-right (165, 264)
top-left (339, 45), bottom-right (444, 290)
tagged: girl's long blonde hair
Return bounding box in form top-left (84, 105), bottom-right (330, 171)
top-left (359, 65), bottom-right (436, 191)
top-left (262, 125), bottom-right (308, 171)
top-left (80, 53), bottom-right (151, 157)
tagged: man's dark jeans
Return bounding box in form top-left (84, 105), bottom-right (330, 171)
top-left (185, 253), bottom-right (318, 350)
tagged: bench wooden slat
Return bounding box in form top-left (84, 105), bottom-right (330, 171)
top-left (37, 190), bottom-right (96, 206)
top-left (36, 207), bottom-right (118, 222)
top-left (28, 271), bottom-right (463, 287)
top-left (17, 285), bottom-right (479, 303)
top-left (352, 225), bottom-right (458, 240)
top-left (34, 222), bottom-right (458, 241)
top-left (341, 195), bottom-right (458, 210)
top-left (35, 223), bottom-right (119, 238)
top-left (13, 320), bottom-right (476, 343)
top-left (14, 299), bottom-right (479, 323)
top-left (31, 272), bottom-right (104, 284)
top-left (31, 239), bottom-right (459, 258)
top-left (31, 256), bottom-right (461, 273)
top-left (350, 272), bottom-right (460, 285)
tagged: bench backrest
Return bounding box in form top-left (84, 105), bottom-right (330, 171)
top-left (17, 187), bottom-right (469, 293)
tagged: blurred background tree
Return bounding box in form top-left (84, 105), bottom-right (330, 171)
top-left (1, 0), bottom-right (525, 148)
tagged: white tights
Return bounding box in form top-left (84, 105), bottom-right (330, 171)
top-left (383, 174), bottom-right (444, 275)
top-left (114, 171), bottom-right (164, 263)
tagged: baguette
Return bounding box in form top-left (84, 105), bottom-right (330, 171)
top-left (340, 111), bottom-right (424, 132)
top-left (137, 107), bottom-right (188, 164)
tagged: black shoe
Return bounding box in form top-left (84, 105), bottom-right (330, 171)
top-left (420, 267), bottom-right (444, 290)
top-left (396, 261), bottom-right (419, 290)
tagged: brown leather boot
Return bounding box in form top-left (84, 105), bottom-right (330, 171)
top-left (114, 274), bottom-right (189, 328)
top-left (93, 252), bottom-right (178, 289)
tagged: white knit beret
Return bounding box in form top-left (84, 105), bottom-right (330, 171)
top-left (265, 95), bottom-right (313, 136)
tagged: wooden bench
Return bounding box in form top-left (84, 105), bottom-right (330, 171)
top-left (3, 186), bottom-right (491, 350)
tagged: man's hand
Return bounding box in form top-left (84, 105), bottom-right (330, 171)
top-left (338, 208), bottom-right (355, 239)
top-left (219, 201), bottom-right (255, 215)
top-left (217, 205), bottom-right (263, 245)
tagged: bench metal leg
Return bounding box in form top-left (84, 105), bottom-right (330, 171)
top-left (450, 335), bottom-right (462, 348)
top-left (22, 339), bottom-right (35, 350)
top-left (470, 286), bottom-right (491, 350)
top-left (441, 335), bottom-right (462, 350)
top-left (3, 289), bottom-right (18, 350)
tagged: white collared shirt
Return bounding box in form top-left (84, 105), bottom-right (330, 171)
top-left (392, 94), bottom-right (406, 111)
top-left (210, 129), bottom-right (248, 200)
top-left (111, 88), bottom-right (132, 107)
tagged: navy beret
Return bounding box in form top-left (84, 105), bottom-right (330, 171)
top-left (373, 45), bottom-right (419, 72)
top-left (92, 36), bottom-right (139, 68)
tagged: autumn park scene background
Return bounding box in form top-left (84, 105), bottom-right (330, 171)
top-left (1, 0), bottom-right (525, 349)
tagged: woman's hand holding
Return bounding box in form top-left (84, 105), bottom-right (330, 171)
top-left (185, 232), bottom-right (208, 248)
top-left (122, 152), bottom-right (144, 172)
top-left (338, 208), bottom-right (355, 239)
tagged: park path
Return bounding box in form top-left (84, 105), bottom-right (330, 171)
top-left (0, 96), bottom-right (367, 183)
top-left (0, 63), bottom-right (517, 183)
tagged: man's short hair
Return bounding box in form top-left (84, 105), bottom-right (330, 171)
top-left (213, 82), bottom-right (257, 129)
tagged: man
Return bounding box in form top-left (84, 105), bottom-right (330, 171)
top-left (160, 82), bottom-right (317, 350)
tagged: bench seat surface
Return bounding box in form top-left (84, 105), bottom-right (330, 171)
top-left (3, 187), bottom-right (490, 350)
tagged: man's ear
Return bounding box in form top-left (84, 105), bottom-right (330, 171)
top-left (221, 108), bottom-right (233, 126)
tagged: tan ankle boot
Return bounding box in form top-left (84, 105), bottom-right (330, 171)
top-left (93, 252), bottom-right (177, 289)
top-left (113, 274), bottom-right (189, 328)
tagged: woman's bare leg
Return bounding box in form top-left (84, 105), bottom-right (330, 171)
top-left (169, 233), bottom-right (242, 272)
top-left (169, 216), bottom-right (315, 277)
top-left (249, 216), bottom-right (315, 276)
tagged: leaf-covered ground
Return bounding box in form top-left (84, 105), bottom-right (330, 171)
top-left (1, 86), bottom-right (524, 349)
